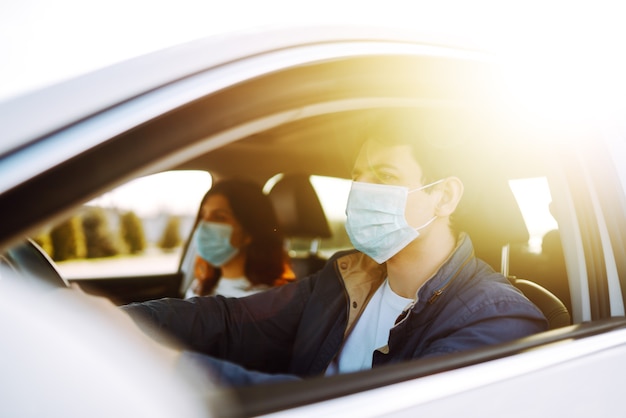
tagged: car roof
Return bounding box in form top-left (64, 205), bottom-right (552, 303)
top-left (0, 25), bottom-right (488, 158)
top-left (4, 1), bottom-right (625, 158)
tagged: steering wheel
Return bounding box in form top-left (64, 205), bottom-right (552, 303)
top-left (1, 238), bottom-right (69, 288)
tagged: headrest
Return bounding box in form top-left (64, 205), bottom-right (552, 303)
top-left (268, 174), bottom-right (332, 239)
top-left (454, 177), bottom-right (529, 270)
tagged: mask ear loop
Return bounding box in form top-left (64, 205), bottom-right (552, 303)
top-left (408, 178), bottom-right (446, 193)
top-left (408, 179), bottom-right (446, 231)
top-left (414, 214), bottom-right (438, 232)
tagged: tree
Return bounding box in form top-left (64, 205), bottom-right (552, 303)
top-left (49, 216), bottom-right (87, 261)
top-left (159, 215), bottom-right (182, 250)
top-left (120, 210), bottom-right (146, 254)
top-left (82, 206), bottom-right (124, 258)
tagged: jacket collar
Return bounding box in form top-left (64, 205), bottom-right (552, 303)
top-left (334, 252), bottom-right (386, 335)
top-left (416, 232), bottom-right (474, 304)
top-left (336, 233), bottom-right (473, 300)
top-left (335, 233), bottom-right (473, 333)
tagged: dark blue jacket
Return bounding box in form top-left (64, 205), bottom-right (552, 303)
top-left (122, 234), bottom-right (547, 377)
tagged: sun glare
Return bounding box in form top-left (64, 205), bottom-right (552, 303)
top-left (509, 177), bottom-right (558, 253)
top-left (310, 176), bottom-right (352, 221)
top-left (500, 6), bottom-right (626, 127)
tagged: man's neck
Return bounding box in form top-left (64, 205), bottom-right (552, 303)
top-left (385, 226), bottom-right (457, 299)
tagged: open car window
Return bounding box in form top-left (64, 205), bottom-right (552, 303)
top-left (34, 170), bottom-right (211, 280)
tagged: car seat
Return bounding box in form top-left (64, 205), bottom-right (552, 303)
top-left (509, 277), bottom-right (571, 329)
top-left (267, 174), bottom-right (332, 279)
top-left (455, 178), bottom-right (571, 329)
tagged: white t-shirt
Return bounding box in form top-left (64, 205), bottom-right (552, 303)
top-left (185, 277), bottom-right (268, 298)
top-left (327, 279), bottom-right (413, 374)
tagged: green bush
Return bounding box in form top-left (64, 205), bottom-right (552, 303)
top-left (159, 215), bottom-right (182, 250)
top-left (120, 210), bottom-right (146, 254)
top-left (50, 216), bottom-right (87, 261)
top-left (82, 207), bottom-right (124, 258)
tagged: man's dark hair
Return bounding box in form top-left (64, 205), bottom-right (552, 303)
top-left (364, 107), bottom-right (468, 184)
top-left (363, 107), bottom-right (471, 230)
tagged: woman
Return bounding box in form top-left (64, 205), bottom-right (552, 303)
top-left (185, 178), bottom-right (293, 298)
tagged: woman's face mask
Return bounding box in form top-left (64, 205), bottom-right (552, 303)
top-left (193, 221), bottom-right (239, 267)
top-left (345, 179), bottom-right (442, 263)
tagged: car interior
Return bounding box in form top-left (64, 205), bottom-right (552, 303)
top-left (41, 107), bottom-right (573, 331)
top-left (6, 104), bottom-right (575, 311)
top-left (192, 108), bottom-right (572, 327)
top-left (266, 173), bottom-right (332, 279)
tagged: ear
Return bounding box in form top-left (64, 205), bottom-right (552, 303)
top-left (435, 177), bottom-right (464, 217)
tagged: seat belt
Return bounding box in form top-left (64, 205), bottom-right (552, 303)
top-left (501, 243), bottom-right (510, 278)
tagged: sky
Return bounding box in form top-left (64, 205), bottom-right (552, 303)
top-left (2, 0), bottom-right (625, 104)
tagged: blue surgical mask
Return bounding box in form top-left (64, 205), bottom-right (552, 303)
top-left (193, 221), bottom-right (239, 267)
top-left (345, 180), bottom-right (443, 264)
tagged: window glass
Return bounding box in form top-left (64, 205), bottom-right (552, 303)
top-left (37, 171), bottom-right (212, 279)
top-left (509, 176), bottom-right (558, 253)
top-left (310, 175), bottom-right (353, 256)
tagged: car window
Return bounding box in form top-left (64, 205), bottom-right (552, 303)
top-left (35, 170), bottom-right (212, 279)
top-left (507, 176), bottom-right (572, 311)
top-left (509, 177), bottom-right (559, 253)
top-left (310, 175), bottom-right (353, 256)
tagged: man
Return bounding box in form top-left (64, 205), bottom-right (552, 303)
top-left (122, 111), bottom-right (547, 385)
